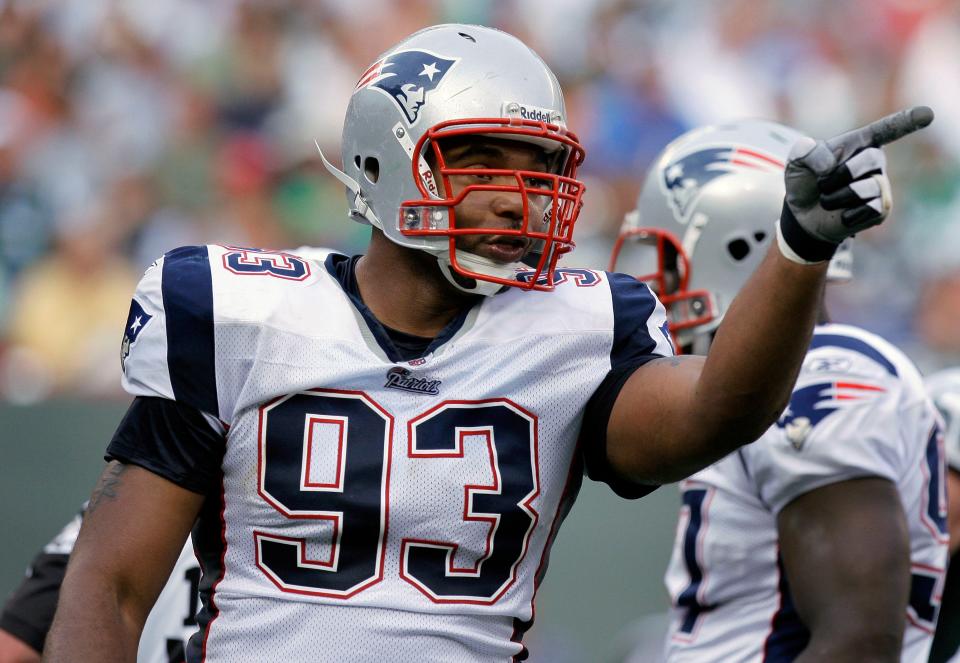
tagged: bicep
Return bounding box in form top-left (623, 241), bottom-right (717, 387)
top-left (605, 355), bottom-right (708, 483)
top-left (777, 477), bottom-right (909, 658)
top-left (64, 462), bottom-right (204, 624)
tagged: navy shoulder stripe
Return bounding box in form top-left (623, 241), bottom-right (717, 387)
top-left (809, 333), bottom-right (898, 377)
top-left (607, 272), bottom-right (659, 369)
top-left (162, 246), bottom-right (218, 415)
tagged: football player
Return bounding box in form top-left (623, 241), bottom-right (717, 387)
top-left (609, 119), bottom-right (948, 662)
top-left (44, 24), bottom-right (931, 662)
top-left (0, 505), bottom-right (200, 663)
top-left (925, 368), bottom-right (960, 663)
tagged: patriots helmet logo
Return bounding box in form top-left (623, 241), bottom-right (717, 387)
top-left (358, 49), bottom-right (458, 125)
top-left (776, 381), bottom-right (885, 449)
top-left (121, 298), bottom-right (152, 371)
top-left (661, 146), bottom-right (784, 223)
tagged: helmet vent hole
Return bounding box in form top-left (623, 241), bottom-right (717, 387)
top-left (363, 157), bottom-right (380, 184)
top-left (754, 231), bottom-right (767, 243)
top-left (458, 32), bottom-right (476, 42)
top-left (354, 155), bottom-right (361, 169)
top-left (727, 238), bottom-right (751, 261)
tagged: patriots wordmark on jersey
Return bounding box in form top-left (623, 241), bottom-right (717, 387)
top-left (662, 324), bottom-right (949, 662)
top-left (0, 506), bottom-right (201, 663)
top-left (111, 244), bottom-right (673, 662)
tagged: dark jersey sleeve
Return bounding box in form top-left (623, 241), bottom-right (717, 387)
top-left (105, 396), bottom-right (226, 495)
top-left (0, 551), bottom-right (68, 653)
top-left (580, 272), bottom-right (674, 499)
top-left (0, 508), bottom-right (84, 653)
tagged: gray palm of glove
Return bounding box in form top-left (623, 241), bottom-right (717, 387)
top-left (780, 106), bottom-right (934, 263)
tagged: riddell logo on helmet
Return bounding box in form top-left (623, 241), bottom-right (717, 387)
top-left (504, 102), bottom-right (561, 124)
top-left (518, 106), bottom-right (553, 122)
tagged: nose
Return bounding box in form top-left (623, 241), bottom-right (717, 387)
top-left (490, 187), bottom-right (525, 227)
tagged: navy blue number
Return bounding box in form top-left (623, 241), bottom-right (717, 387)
top-left (223, 248), bottom-right (309, 280)
top-left (676, 487), bottom-right (710, 636)
top-left (922, 424), bottom-right (948, 539)
top-left (402, 401), bottom-right (538, 603)
top-left (908, 568), bottom-right (943, 633)
top-left (516, 267), bottom-right (600, 287)
top-left (255, 390), bottom-right (391, 597)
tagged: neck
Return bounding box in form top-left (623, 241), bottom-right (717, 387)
top-left (356, 231), bottom-right (481, 338)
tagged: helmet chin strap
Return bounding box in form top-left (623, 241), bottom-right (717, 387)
top-left (437, 250), bottom-right (519, 297)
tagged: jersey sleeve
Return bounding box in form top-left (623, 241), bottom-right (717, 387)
top-left (746, 344), bottom-right (910, 515)
top-left (0, 508), bottom-right (83, 652)
top-left (120, 246), bottom-right (218, 417)
top-left (581, 273), bottom-right (675, 498)
top-left (110, 246), bottom-right (225, 494)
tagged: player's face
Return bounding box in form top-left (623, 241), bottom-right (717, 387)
top-left (436, 136), bottom-right (553, 264)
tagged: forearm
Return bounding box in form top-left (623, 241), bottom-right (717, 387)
top-left (44, 563), bottom-right (144, 662)
top-left (693, 245), bottom-right (827, 445)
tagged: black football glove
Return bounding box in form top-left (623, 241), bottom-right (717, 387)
top-left (778, 106), bottom-right (934, 263)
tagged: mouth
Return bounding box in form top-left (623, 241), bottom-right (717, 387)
top-left (481, 235), bottom-right (530, 263)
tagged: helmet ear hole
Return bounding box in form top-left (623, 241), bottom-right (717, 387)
top-left (727, 238), bottom-right (751, 261)
top-left (354, 155), bottom-right (361, 169)
top-left (754, 231), bottom-right (767, 243)
top-left (363, 157), bottom-right (380, 184)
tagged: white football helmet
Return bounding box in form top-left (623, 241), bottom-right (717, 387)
top-left (320, 24), bottom-right (586, 296)
top-left (609, 118), bottom-right (852, 351)
top-left (925, 367), bottom-right (960, 472)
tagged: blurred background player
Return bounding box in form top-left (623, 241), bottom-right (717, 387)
top-left (610, 119), bottom-right (948, 662)
top-left (925, 368), bottom-right (960, 663)
top-left (0, 504), bottom-right (200, 663)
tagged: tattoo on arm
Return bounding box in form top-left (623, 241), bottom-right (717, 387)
top-left (652, 356), bottom-right (684, 368)
top-left (86, 463), bottom-right (129, 515)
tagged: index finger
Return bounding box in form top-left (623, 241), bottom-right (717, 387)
top-left (826, 106), bottom-right (934, 154)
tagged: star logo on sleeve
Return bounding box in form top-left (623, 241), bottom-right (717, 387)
top-left (121, 298), bottom-right (153, 371)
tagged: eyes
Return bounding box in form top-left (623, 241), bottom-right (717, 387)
top-left (456, 166), bottom-right (547, 189)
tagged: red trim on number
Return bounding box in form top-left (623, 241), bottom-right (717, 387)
top-left (303, 415), bottom-right (346, 489)
top-left (552, 268), bottom-right (601, 288)
top-left (919, 422), bottom-right (950, 544)
top-left (400, 398), bottom-right (541, 605)
top-left (219, 246), bottom-right (312, 281)
top-left (254, 388), bottom-right (393, 599)
top-left (671, 483), bottom-right (716, 644)
top-left (906, 562), bottom-right (946, 634)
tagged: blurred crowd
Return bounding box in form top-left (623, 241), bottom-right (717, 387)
top-left (0, 0), bottom-right (959, 402)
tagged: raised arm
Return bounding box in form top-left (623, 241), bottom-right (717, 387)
top-left (608, 247), bottom-right (825, 483)
top-left (606, 107), bottom-right (932, 484)
top-left (777, 478), bottom-right (910, 662)
top-left (44, 462), bottom-right (204, 662)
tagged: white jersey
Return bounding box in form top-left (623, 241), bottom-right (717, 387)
top-left (117, 244), bottom-right (672, 662)
top-left (663, 324), bottom-right (949, 663)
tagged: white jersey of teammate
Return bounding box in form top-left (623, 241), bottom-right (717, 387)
top-left (118, 244), bottom-right (672, 662)
top-left (663, 323), bottom-right (949, 663)
top-left (43, 511), bottom-right (201, 662)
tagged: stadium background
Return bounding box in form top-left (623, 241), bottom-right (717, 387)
top-left (1, 0), bottom-right (958, 660)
